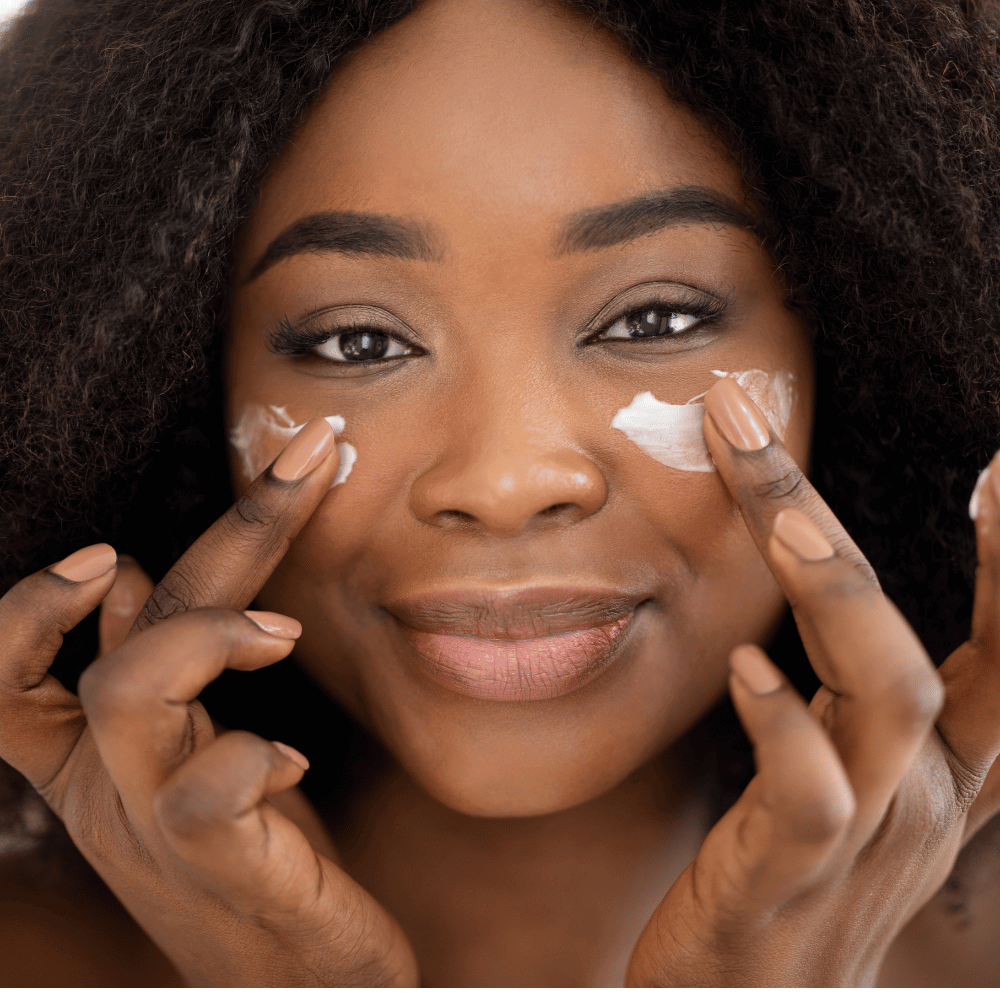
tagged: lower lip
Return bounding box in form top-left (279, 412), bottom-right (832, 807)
top-left (404, 612), bottom-right (635, 702)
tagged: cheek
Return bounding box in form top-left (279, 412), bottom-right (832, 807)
top-left (610, 368), bottom-right (797, 474)
top-left (227, 403), bottom-right (357, 489)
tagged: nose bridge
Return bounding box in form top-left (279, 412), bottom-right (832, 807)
top-left (409, 368), bottom-right (608, 537)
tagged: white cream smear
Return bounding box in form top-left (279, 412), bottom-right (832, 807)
top-left (611, 369), bottom-right (796, 472)
top-left (228, 404), bottom-right (356, 486)
top-left (969, 465), bottom-right (991, 520)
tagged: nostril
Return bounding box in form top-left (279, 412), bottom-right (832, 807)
top-left (412, 448), bottom-right (608, 535)
top-left (439, 509), bottom-right (476, 523)
top-left (540, 502), bottom-right (574, 516)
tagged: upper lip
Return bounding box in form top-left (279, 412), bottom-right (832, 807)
top-left (384, 586), bottom-right (648, 641)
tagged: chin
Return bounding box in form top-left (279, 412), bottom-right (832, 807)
top-left (411, 754), bottom-right (637, 819)
top-left (379, 694), bottom-right (682, 820)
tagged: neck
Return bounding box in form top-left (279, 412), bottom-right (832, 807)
top-left (334, 746), bottom-right (714, 987)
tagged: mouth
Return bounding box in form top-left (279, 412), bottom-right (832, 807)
top-left (386, 587), bottom-right (646, 702)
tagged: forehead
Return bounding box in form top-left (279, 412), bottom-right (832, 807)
top-left (237, 0), bottom-right (749, 273)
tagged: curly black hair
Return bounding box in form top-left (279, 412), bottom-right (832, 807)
top-left (2, 0), bottom-right (999, 878)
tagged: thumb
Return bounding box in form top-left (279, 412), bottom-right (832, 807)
top-left (98, 557), bottom-right (155, 655)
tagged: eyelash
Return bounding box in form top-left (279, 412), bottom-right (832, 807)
top-left (268, 292), bottom-right (727, 365)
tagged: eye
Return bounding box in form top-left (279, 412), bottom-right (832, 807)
top-left (312, 327), bottom-right (415, 363)
top-left (268, 310), bottom-right (422, 368)
top-left (598, 305), bottom-right (703, 341)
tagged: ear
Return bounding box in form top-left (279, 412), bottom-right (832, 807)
top-left (97, 557), bottom-right (155, 656)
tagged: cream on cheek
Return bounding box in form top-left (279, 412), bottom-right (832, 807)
top-left (611, 370), bottom-right (796, 472)
top-left (228, 404), bottom-right (357, 485)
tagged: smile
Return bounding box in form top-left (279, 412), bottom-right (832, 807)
top-left (387, 588), bottom-right (644, 702)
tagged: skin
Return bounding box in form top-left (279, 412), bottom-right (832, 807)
top-left (225, 0), bottom-right (814, 823)
top-left (1, 0), bottom-right (999, 988)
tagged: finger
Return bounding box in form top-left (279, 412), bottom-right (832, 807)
top-left (726, 645), bottom-right (855, 902)
top-left (703, 376), bottom-right (897, 698)
top-left (79, 608), bottom-right (300, 813)
top-left (98, 557), bottom-right (155, 655)
top-left (964, 754), bottom-right (1000, 845)
top-left (766, 509), bottom-right (943, 836)
top-left (152, 730), bottom-right (319, 903)
top-left (130, 417), bottom-right (340, 633)
top-left (936, 449), bottom-right (1000, 804)
top-left (0, 543), bottom-right (117, 786)
top-left (704, 380), bottom-right (944, 832)
top-left (702, 375), bottom-right (880, 690)
top-left (703, 376), bottom-right (879, 589)
top-left (969, 452), bottom-right (1000, 645)
top-left (154, 731), bottom-right (417, 987)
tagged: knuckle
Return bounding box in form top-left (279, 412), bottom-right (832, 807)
top-left (77, 658), bottom-right (138, 717)
top-left (881, 666), bottom-right (945, 732)
top-left (228, 488), bottom-right (283, 537)
top-left (813, 565), bottom-right (876, 603)
top-left (789, 785), bottom-right (856, 843)
top-left (847, 556), bottom-right (882, 591)
top-left (751, 461), bottom-right (808, 504)
top-left (134, 577), bottom-right (195, 627)
top-left (154, 779), bottom-right (228, 841)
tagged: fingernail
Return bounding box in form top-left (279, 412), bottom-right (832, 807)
top-left (272, 740), bottom-right (310, 770)
top-left (703, 376), bottom-right (771, 451)
top-left (730, 645), bottom-right (783, 696)
top-left (50, 543), bottom-right (117, 582)
top-left (772, 508), bottom-right (835, 561)
top-left (271, 418), bottom-right (336, 482)
top-left (244, 610), bottom-right (302, 639)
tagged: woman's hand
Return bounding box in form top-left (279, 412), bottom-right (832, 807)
top-left (627, 378), bottom-right (1000, 987)
top-left (0, 419), bottom-right (419, 987)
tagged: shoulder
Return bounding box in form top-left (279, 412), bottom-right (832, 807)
top-left (877, 812), bottom-right (1000, 987)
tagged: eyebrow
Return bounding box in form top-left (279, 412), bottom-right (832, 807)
top-left (247, 185), bottom-right (758, 281)
top-left (247, 210), bottom-right (440, 281)
top-left (555, 186), bottom-right (759, 254)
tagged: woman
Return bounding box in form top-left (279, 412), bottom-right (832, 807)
top-left (1, 0), bottom-right (999, 986)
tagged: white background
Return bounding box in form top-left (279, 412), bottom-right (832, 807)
top-left (0, 0), bottom-right (29, 26)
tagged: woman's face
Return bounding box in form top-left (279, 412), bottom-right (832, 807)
top-left (225, 0), bottom-right (813, 817)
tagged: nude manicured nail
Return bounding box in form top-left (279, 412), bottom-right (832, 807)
top-left (272, 740), bottom-right (310, 770)
top-left (703, 377), bottom-right (771, 451)
top-left (772, 508), bottom-right (835, 561)
top-left (244, 610), bottom-right (302, 639)
top-left (50, 543), bottom-right (117, 582)
top-left (271, 418), bottom-right (336, 482)
top-left (730, 645), bottom-right (783, 696)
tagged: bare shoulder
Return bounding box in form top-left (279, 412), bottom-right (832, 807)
top-left (877, 813), bottom-right (1000, 987)
top-left (0, 852), bottom-right (182, 987)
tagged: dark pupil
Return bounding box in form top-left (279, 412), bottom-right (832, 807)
top-left (628, 309), bottom-right (669, 338)
top-left (339, 330), bottom-right (390, 361)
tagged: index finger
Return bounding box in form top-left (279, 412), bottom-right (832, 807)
top-left (702, 375), bottom-right (879, 590)
top-left (703, 376), bottom-right (942, 831)
top-left (131, 417), bottom-right (340, 633)
top-left (701, 375), bottom-right (880, 684)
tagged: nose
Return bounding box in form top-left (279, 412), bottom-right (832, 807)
top-left (410, 405), bottom-right (608, 538)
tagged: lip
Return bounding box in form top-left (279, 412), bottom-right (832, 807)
top-left (386, 587), bottom-right (645, 701)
